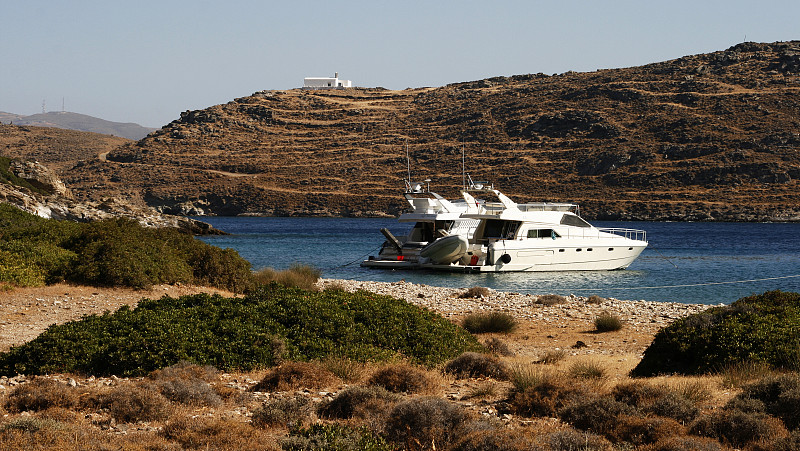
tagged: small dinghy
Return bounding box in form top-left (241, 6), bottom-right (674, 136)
top-left (420, 234), bottom-right (468, 264)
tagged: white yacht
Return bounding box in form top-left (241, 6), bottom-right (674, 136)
top-left (363, 184), bottom-right (648, 272)
top-left (361, 180), bottom-right (481, 269)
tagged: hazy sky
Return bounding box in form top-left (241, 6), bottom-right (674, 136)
top-left (2, 0), bottom-right (798, 128)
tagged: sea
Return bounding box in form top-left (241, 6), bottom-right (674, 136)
top-left (194, 218), bottom-right (800, 306)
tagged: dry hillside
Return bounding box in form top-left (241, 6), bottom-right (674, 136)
top-left (3, 41), bottom-right (800, 220)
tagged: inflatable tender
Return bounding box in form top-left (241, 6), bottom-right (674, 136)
top-left (420, 235), bottom-right (468, 264)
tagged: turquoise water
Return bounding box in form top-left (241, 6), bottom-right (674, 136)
top-left (195, 217), bottom-right (800, 305)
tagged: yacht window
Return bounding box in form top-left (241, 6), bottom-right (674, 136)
top-left (482, 219), bottom-right (521, 240)
top-left (560, 214), bottom-right (591, 228)
top-left (527, 229), bottom-right (561, 239)
top-left (608, 248), bottom-right (614, 251)
top-left (559, 249), bottom-right (565, 252)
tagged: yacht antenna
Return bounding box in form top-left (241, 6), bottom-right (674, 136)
top-left (405, 140), bottom-right (411, 183)
top-left (461, 143), bottom-right (466, 190)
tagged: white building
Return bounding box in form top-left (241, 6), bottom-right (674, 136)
top-left (303, 72), bottom-right (352, 89)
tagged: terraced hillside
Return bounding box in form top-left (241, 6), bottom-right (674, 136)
top-left (5, 41), bottom-right (800, 220)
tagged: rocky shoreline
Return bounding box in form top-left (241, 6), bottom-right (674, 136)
top-left (318, 279), bottom-right (713, 338)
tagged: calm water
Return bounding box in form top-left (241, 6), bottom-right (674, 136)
top-left (195, 217), bottom-right (800, 305)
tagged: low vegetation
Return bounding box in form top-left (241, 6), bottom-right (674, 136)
top-left (461, 311), bottom-right (518, 334)
top-left (632, 290), bottom-right (800, 376)
top-left (0, 285), bottom-right (482, 377)
top-left (0, 203), bottom-right (254, 291)
top-left (594, 312), bottom-right (624, 332)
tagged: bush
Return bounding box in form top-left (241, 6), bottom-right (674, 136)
top-left (251, 395), bottom-right (314, 428)
top-left (536, 349), bottom-right (566, 365)
top-left (690, 409), bottom-right (789, 448)
top-left (559, 397), bottom-right (638, 435)
top-left (450, 428), bottom-right (539, 451)
top-left (161, 416), bottom-right (278, 450)
top-left (611, 381), bottom-right (700, 423)
top-left (317, 385), bottom-right (399, 420)
top-left (282, 423), bottom-right (394, 451)
top-left (508, 363), bottom-right (551, 393)
top-left (594, 312), bottom-right (623, 332)
top-left (544, 428), bottom-right (613, 450)
top-left (632, 291), bottom-right (800, 376)
top-left (535, 294), bottom-right (567, 305)
top-left (251, 361), bottom-right (337, 392)
top-left (3, 378), bottom-right (77, 413)
top-left (510, 378), bottom-right (592, 418)
top-left (607, 414), bottom-right (686, 446)
top-left (155, 378), bottom-right (222, 407)
top-left (322, 357), bottom-right (365, 383)
top-left (367, 363), bottom-right (435, 394)
top-left (586, 295), bottom-right (606, 304)
top-left (444, 352), bottom-right (509, 380)
top-left (383, 397), bottom-right (473, 450)
top-left (483, 337), bottom-right (514, 356)
top-left (0, 204), bottom-right (255, 291)
top-left (459, 286), bottom-right (490, 299)
top-left (647, 435), bottom-right (724, 451)
top-left (462, 312), bottom-right (518, 333)
top-left (95, 384), bottom-right (171, 423)
top-left (568, 360), bottom-right (607, 380)
top-left (731, 373), bottom-right (800, 430)
top-left (253, 264), bottom-right (321, 291)
top-left (149, 360), bottom-right (219, 382)
top-left (0, 286), bottom-right (481, 376)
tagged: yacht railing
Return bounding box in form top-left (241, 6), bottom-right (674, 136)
top-left (478, 202), bottom-right (578, 215)
top-left (595, 228), bottom-right (647, 242)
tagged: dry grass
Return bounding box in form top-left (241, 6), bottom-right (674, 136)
top-left (594, 312), bottom-right (624, 332)
top-left (252, 264), bottom-right (321, 291)
top-left (536, 349), bottom-right (567, 365)
top-left (462, 311), bottom-right (518, 334)
top-left (459, 286), bottom-right (491, 299)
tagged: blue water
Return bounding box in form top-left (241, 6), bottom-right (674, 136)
top-left (194, 217), bottom-right (800, 305)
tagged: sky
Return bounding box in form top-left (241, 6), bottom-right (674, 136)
top-left (2, 0), bottom-right (798, 128)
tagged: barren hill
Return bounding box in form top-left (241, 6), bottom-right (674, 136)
top-left (6, 41), bottom-right (800, 220)
top-left (0, 111), bottom-right (155, 141)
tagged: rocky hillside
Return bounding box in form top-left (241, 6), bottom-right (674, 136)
top-left (6, 41), bottom-right (800, 221)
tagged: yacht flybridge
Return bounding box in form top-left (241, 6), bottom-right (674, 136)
top-left (362, 181), bottom-right (648, 272)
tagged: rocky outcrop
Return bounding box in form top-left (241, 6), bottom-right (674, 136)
top-left (0, 159), bottom-right (221, 234)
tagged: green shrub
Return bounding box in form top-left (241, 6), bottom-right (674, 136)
top-left (0, 250), bottom-right (46, 286)
top-left (594, 312), bottom-right (623, 332)
top-left (632, 291), bottom-right (800, 377)
top-left (282, 423), bottom-right (394, 451)
top-left (444, 352), bottom-right (509, 380)
top-left (0, 204), bottom-right (255, 291)
top-left (0, 286), bottom-right (481, 376)
top-left (462, 312), bottom-right (518, 334)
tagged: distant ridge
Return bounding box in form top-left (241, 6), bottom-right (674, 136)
top-left (0, 111), bottom-right (155, 140)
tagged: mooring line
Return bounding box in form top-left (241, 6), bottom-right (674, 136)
top-left (569, 273), bottom-right (800, 291)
